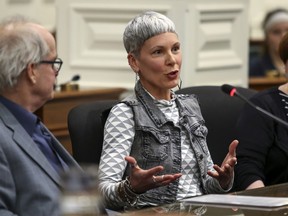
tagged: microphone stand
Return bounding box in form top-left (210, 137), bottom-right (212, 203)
top-left (222, 84), bottom-right (288, 129)
top-left (235, 91), bottom-right (288, 128)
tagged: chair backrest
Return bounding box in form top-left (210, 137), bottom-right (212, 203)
top-left (176, 85), bottom-right (257, 165)
top-left (68, 86), bottom-right (256, 166)
top-left (68, 100), bottom-right (118, 164)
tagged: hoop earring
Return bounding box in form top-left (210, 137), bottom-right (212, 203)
top-left (177, 77), bottom-right (182, 89)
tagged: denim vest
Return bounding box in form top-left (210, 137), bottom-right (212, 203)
top-left (122, 82), bottom-right (225, 206)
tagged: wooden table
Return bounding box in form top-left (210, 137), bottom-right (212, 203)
top-left (249, 76), bottom-right (287, 91)
top-left (35, 87), bottom-right (126, 154)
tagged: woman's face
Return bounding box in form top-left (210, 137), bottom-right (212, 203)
top-left (266, 22), bottom-right (288, 54)
top-left (133, 32), bottom-right (182, 99)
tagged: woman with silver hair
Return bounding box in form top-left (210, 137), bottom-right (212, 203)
top-left (98, 11), bottom-right (238, 210)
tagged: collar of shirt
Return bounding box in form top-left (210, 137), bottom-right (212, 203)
top-left (143, 87), bottom-right (176, 107)
top-left (0, 96), bottom-right (37, 136)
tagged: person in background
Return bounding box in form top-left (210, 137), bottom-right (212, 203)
top-left (0, 15), bottom-right (81, 216)
top-left (249, 8), bottom-right (288, 77)
top-left (235, 32), bottom-right (288, 190)
top-left (98, 11), bottom-right (238, 211)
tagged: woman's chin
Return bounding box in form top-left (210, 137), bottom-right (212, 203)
top-left (169, 80), bottom-right (180, 89)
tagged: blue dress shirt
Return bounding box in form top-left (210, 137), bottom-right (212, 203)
top-left (0, 96), bottom-right (65, 174)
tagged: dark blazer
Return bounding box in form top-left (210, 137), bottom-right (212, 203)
top-left (0, 103), bottom-right (80, 216)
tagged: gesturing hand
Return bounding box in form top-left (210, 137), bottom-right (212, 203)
top-left (207, 139), bottom-right (238, 190)
top-left (125, 156), bottom-right (182, 194)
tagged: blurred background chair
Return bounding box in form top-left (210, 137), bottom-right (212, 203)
top-left (68, 100), bottom-right (118, 164)
top-left (176, 85), bottom-right (257, 165)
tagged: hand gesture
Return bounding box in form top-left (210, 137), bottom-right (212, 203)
top-left (207, 139), bottom-right (238, 190)
top-left (125, 156), bottom-right (182, 194)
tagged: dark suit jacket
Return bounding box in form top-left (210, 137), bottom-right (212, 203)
top-left (0, 103), bottom-right (80, 216)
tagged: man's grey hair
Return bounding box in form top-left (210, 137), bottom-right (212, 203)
top-left (0, 15), bottom-right (50, 92)
top-left (123, 11), bottom-right (177, 57)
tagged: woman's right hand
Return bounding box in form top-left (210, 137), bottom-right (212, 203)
top-left (125, 156), bottom-right (182, 194)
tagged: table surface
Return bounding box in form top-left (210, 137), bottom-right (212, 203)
top-left (121, 183), bottom-right (288, 216)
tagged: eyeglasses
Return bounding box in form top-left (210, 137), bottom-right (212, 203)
top-left (39, 58), bottom-right (63, 73)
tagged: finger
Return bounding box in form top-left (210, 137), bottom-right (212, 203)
top-left (125, 155), bottom-right (136, 164)
top-left (229, 157), bottom-right (237, 166)
top-left (229, 140), bottom-right (239, 156)
top-left (125, 156), bottom-right (140, 169)
top-left (222, 157), bottom-right (237, 168)
top-left (208, 168), bottom-right (229, 180)
top-left (152, 174), bottom-right (182, 186)
top-left (152, 175), bottom-right (162, 183)
top-left (146, 166), bottom-right (164, 176)
top-left (212, 164), bottom-right (223, 174)
top-left (161, 174), bottom-right (182, 185)
top-left (153, 173), bottom-right (182, 183)
top-left (213, 164), bottom-right (231, 176)
top-left (153, 174), bottom-right (166, 183)
top-left (207, 170), bottom-right (219, 178)
top-left (216, 161), bottom-right (234, 172)
top-left (220, 140), bottom-right (239, 167)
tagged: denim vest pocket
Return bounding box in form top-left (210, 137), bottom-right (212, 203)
top-left (189, 120), bottom-right (209, 154)
top-left (190, 120), bottom-right (207, 136)
top-left (141, 127), bottom-right (170, 161)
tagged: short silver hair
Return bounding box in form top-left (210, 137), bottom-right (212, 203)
top-left (0, 15), bottom-right (50, 92)
top-left (123, 11), bottom-right (177, 57)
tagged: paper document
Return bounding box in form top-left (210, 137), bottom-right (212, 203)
top-left (183, 194), bottom-right (288, 210)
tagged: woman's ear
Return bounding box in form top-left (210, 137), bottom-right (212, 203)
top-left (127, 53), bottom-right (139, 73)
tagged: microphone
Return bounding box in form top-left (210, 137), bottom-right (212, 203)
top-left (221, 84), bottom-right (288, 128)
top-left (60, 74), bottom-right (81, 85)
top-left (70, 74), bottom-right (80, 82)
top-left (59, 74), bottom-right (81, 91)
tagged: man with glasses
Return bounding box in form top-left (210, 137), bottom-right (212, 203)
top-left (39, 57), bottom-right (63, 76)
top-left (0, 15), bottom-right (81, 216)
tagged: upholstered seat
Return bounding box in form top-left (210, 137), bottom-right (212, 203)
top-left (68, 100), bottom-right (118, 164)
top-left (176, 85), bottom-right (257, 165)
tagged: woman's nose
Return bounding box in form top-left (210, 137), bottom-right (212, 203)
top-left (166, 52), bottom-right (176, 65)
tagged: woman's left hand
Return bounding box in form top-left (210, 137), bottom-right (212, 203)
top-left (207, 139), bottom-right (238, 190)
top-left (125, 156), bottom-right (182, 194)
